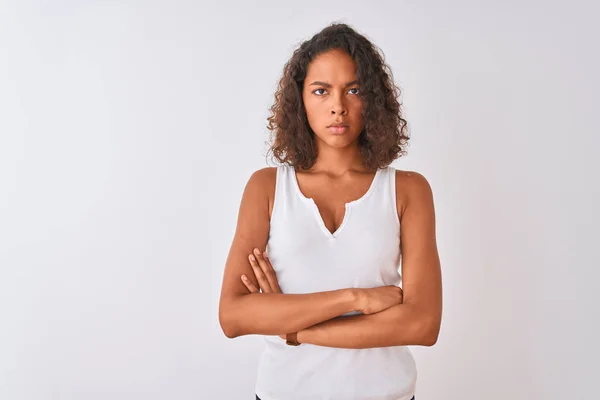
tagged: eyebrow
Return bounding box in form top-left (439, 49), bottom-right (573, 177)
top-left (308, 80), bottom-right (359, 88)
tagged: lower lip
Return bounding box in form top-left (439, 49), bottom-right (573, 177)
top-left (328, 126), bottom-right (348, 134)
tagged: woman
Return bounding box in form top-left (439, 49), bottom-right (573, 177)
top-left (218, 22), bottom-right (442, 400)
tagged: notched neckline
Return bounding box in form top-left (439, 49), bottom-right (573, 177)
top-left (290, 167), bottom-right (383, 239)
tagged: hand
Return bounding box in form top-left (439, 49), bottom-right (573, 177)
top-left (241, 248), bottom-right (282, 294)
top-left (241, 249), bottom-right (287, 340)
top-left (356, 285), bottom-right (403, 315)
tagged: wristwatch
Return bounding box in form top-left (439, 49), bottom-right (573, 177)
top-left (286, 332), bottom-right (301, 346)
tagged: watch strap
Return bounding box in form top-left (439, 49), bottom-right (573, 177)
top-left (286, 332), bottom-right (301, 346)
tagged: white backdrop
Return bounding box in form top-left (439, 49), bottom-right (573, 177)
top-left (1, 1), bottom-right (598, 399)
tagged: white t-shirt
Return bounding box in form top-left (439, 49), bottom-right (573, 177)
top-left (255, 165), bottom-right (417, 400)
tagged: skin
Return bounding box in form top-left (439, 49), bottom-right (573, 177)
top-left (220, 48), bottom-right (443, 348)
top-left (291, 48), bottom-right (378, 236)
top-left (302, 48), bottom-right (366, 173)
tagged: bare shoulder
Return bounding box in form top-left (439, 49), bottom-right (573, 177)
top-left (246, 166), bottom-right (278, 219)
top-left (249, 166), bottom-right (277, 180)
top-left (242, 166), bottom-right (277, 199)
top-left (394, 169), bottom-right (434, 220)
top-left (394, 169), bottom-right (433, 194)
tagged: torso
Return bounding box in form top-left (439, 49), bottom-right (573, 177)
top-left (256, 165), bottom-right (418, 399)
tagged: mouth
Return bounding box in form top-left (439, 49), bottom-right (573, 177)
top-left (327, 125), bottom-right (349, 134)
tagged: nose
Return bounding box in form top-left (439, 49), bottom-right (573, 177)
top-left (330, 93), bottom-right (347, 116)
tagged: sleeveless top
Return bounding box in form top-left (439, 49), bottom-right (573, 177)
top-left (255, 164), bottom-right (417, 400)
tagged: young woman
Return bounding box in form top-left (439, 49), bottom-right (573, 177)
top-left (218, 22), bottom-right (442, 400)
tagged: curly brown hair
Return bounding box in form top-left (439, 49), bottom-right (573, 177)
top-left (265, 22), bottom-right (410, 172)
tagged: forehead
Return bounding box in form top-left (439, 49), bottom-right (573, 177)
top-left (305, 49), bottom-right (357, 81)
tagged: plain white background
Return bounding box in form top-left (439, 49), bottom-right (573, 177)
top-left (1, 1), bottom-right (598, 399)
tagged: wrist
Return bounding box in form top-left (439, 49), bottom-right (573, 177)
top-left (296, 328), bottom-right (309, 344)
top-left (349, 288), bottom-right (364, 313)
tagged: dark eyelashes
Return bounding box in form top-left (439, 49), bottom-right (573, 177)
top-left (312, 88), bottom-right (360, 96)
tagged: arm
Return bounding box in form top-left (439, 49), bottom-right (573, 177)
top-left (296, 303), bottom-right (428, 349)
top-left (218, 168), bottom-right (360, 338)
top-left (224, 290), bottom-right (358, 338)
top-left (296, 171), bottom-right (443, 348)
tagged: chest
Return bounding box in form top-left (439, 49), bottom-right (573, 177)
top-left (266, 202), bottom-right (402, 293)
top-left (274, 170), bottom-right (388, 236)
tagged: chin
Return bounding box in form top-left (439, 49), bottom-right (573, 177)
top-left (321, 131), bottom-right (360, 143)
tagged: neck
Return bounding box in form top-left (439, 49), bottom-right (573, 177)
top-left (309, 144), bottom-right (367, 176)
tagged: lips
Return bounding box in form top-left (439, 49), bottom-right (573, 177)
top-left (328, 125), bottom-right (348, 134)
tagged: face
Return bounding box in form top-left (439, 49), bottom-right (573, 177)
top-left (302, 49), bottom-right (365, 149)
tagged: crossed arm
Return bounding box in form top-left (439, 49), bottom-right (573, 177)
top-left (218, 168), bottom-right (442, 349)
top-left (239, 231), bottom-right (441, 349)
top-left (293, 303), bottom-right (437, 349)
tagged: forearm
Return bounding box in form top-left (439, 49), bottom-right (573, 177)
top-left (220, 289), bottom-right (358, 338)
top-left (297, 303), bottom-right (438, 349)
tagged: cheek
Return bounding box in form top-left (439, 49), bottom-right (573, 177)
top-left (303, 97), bottom-right (322, 121)
top-left (350, 97), bottom-right (364, 112)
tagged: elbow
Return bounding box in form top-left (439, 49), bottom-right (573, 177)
top-left (420, 317), bottom-right (441, 346)
top-left (422, 332), bottom-right (438, 347)
top-left (220, 319), bottom-right (239, 339)
top-left (219, 298), bottom-right (242, 339)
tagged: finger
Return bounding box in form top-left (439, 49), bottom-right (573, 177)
top-left (249, 254), bottom-right (272, 293)
top-left (261, 251), bottom-right (282, 293)
top-left (253, 248), bottom-right (282, 294)
top-left (241, 275), bottom-right (259, 294)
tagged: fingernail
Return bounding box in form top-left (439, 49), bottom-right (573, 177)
top-left (263, 252), bottom-right (268, 258)
top-left (242, 275), bottom-right (248, 281)
top-left (249, 255), bottom-right (255, 261)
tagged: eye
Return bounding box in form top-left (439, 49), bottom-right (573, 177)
top-left (312, 88), bottom-right (360, 96)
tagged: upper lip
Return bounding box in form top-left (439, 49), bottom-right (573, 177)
top-left (328, 122), bottom-right (348, 127)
